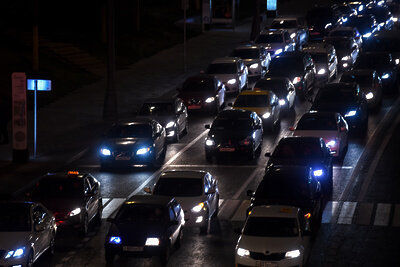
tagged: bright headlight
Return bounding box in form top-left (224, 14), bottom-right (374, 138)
top-left (69, 207), bottom-right (81, 217)
top-left (326, 140), bottom-right (336, 147)
top-left (191, 202), bottom-right (205, 213)
top-left (136, 147), bottom-right (150, 155)
top-left (292, 77), bottom-right (301, 84)
top-left (345, 110), bottom-right (357, 117)
top-left (100, 148), bottom-right (111, 156)
top-left (317, 69), bottom-right (326, 75)
top-left (262, 112), bottom-right (271, 119)
top-left (395, 58), bottom-right (399, 65)
top-left (381, 73), bottom-right (390, 79)
top-left (285, 249), bottom-right (300, 258)
top-left (363, 32), bottom-right (372, 38)
top-left (205, 139), bottom-right (215, 146)
top-left (237, 248), bottom-right (250, 257)
top-left (394, 17), bottom-right (399, 22)
top-left (145, 237), bottom-right (160, 246)
top-left (109, 236), bottom-right (122, 244)
top-left (313, 169), bottom-right (324, 177)
top-left (325, 23), bottom-right (332, 29)
top-left (366, 92), bottom-right (374, 99)
top-left (358, 5), bottom-right (364, 12)
top-left (165, 121), bottom-right (175, 128)
top-left (343, 63), bottom-right (349, 68)
top-left (5, 247), bottom-right (25, 259)
top-left (227, 79), bottom-right (237, 84)
top-left (341, 56), bottom-right (349, 61)
top-left (205, 97), bottom-right (215, 103)
top-left (275, 48), bottom-right (283, 55)
top-left (290, 33), bottom-right (296, 39)
top-left (279, 99), bottom-right (286, 106)
top-left (249, 63), bottom-right (259, 69)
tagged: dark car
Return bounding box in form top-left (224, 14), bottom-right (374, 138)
top-left (104, 195), bottom-right (184, 265)
top-left (310, 83), bottom-right (369, 134)
top-left (364, 5), bottom-right (394, 30)
top-left (137, 97), bottom-right (188, 142)
top-left (306, 5), bottom-right (343, 40)
top-left (340, 69), bottom-right (383, 110)
top-left (204, 109), bottom-right (263, 162)
top-left (177, 74), bottom-right (226, 113)
top-left (332, 3), bottom-right (358, 21)
top-left (362, 30), bottom-right (400, 63)
top-left (99, 118), bottom-right (167, 169)
top-left (343, 14), bottom-right (378, 39)
top-left (323, 36), bottom-right (359, 70)
top-left (28, 171), bottom-right (102, 236)
top-left (353, 51), bottom-right (399, 92)
top-left (265, 136), bottom-right (333, 193)
top-left (267, 51), bottom-right (316, 100)
top-left (253, 77), bottom-right (296, 111)
top-left (246, 166), bottom-right (324, 229)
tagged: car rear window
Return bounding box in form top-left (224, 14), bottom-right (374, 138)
top-left (274, 140), bottom-right (323, 159)
top-left (296, 116), bottom-right (337, 131)
top-left (32, 178), bottom-right (84, 199)
top-left (212, 118), bottom-right (252, 131)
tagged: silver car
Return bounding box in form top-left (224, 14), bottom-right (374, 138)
top-left (269, 16), bottom-right (309, 49)
top-left (0, 201), bottom-right (57, 267)
top-left (230, 44), bottom-right (271, 79)
top-left (146, 170), bottom-right (219, 234)
top-left (254, 29), bottom-right (296, 58)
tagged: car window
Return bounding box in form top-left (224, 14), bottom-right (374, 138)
top-left (212, 117), bottom-right (253, 131)
top-left (296, 116), bottom-right (338, 131)
top-left (116, 204), bottom-right (167, 223)
top-left (32, 178), bottom-right (84, 199)
top-left (204, 175), bottom-right (211, 193)
top-left (33, 206), bottom-right (47, 224)
top-left (168, 206), bottom-right (176, 221)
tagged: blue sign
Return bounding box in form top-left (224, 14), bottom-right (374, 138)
top-left (267, 0), bottom-right (277, 11)
top-left (27, 79), bottom-right (52, 91)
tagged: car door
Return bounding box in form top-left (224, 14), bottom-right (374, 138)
top-left (167, 205), bottom-right (180, 245)
top-left (152, 122), bottom-right (164, 157)
top-left (83, 178), bottom-right (96, 222)
top-left (204, 173), bottom-right (216, 216)
top-left (337, 114), bottom-right (348, 152)
top-left (253, 113), bottom-right (263, 147)
top-left (269, 93), bottom-right (280, 124)
top-left (215, 79), bottom-right (225, 107)
top-left (32, 205), bottom-right (52, 258)
top-left (287, 81), bottom-right (296, 107)
top-left (175, 100), bottom-right (185, 132)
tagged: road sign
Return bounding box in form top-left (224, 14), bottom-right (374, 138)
top-left (27, 79), bottom-right (51, 91)
top-left (12, 72), bottom-right (28, 162)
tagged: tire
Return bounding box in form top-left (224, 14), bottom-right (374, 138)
top-left (213, 194), bottom-right (220, 218)
top-left (95, 202), bottom-right (103, 226)
top-left (80, 214), bottom-right (89, 236)
top-left (200, 210), bottom-right (210, 235)
top-left (105, 250), bottom-right (115, 264)
top-left (26, 250), bottom-right (34, 267)
top-left (175, 229), bottom-right (183, 249)
top-left (160, 242), bottom-right (171, 266)
top-left (174, 126), bottom-right (180, 142)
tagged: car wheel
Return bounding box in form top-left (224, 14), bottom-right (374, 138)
top-left (213, 194), bottom-right (220, 218)
top-left (26, 250), bottom-right (34, 267)
top-left (80, 214), bottom-right (89, 236)
top-left (105, 250), bottom-right (115, 264)
top-left (183, 121), bottom-right (189, 135)
top-left (49, 234), bottom-right (56, 255)
top-left (95, 202), bottom-right (103, 225)
top-left (175, 229), bottom-right (183, 249)
top-left (174, 126), bottom-right (180, 142)
top-left (200, 209), bottom-right (210, 235)
top-left (160, 242), bottom-right (171, 266)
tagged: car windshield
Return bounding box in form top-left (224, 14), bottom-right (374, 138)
top-left (139, 103), bottom-right (174, 116)
top-left (296, 116), bottom-right (338, 131)
top-left (330, 30), bottom-right (353, 37)
top-left (269, 58), bottom-right (303, 73)
top-left (243, 217), bottom-right (299, 237)
top-left (355, 54), bottom-right (389, 67)
top-left (116, 204), bottom-right (167, 224)
top-left (316, 89), bottom-right (357, 102)
top-left (270, 20), bottom-right (298, 29)
top-left (212, 118), bottom-right (252, 131)
top-left (273, 141), bottom-right (323, 159)
top-left (106, 124), bottom-right (152, 138)
top-left (153, 178), bottom-right (203, 197)
top-left (311, 53), bottom-right (328, 63)
top-left (32, 178), bottom-right (84, 199)
top-left (206, 63), bottom-right (237, 74)
top-left (255, 178), bottom-right (311, 199)
top-left (363, 38), bottom-right (400, 52)
top-left (234, 95), bottom-right (269, 107)
top-left (182, 78), bottom-right (215, 92)
top-left (340, 73), bottom-right (373, 86)
top-left (0, 203), bottom-right (31, 232)
top-left (255, 34), bottom-right (283, 43)
top-left (231, 49), bottom-right (260, 59)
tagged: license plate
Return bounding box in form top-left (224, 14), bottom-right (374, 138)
top-left (188, 105), bottom-right (201, 110)
top-left (255, 261), bottom-right (278, 267)
top-left (115, 156), bottom-right (131, 161)
top-left (123, 246), bottom-right (143, 252)
top-left (219, 147), bottom-right (235, 152)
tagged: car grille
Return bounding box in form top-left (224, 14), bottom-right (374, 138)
top-left (0, 250), bottom-right (6, 258)
top-left (249, 251), bottom-right (286, 261)
top-left (112, 151), bottom-right (133, 157)
top-left (188, 99), bottom-right (201, 105)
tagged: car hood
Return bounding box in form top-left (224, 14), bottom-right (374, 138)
top-left (243, 59), bottom-right (259, 65)
top-left (108, 222), bottom-right (166, 245)
top-left (237, 235), bottom-right (302, 253)
top-left (173, 196), bottom-right (204, 212)
top-left (136, 115), bottom-right (175, 127)
top-left (264, 43), bottom-right (285, 50)
top-left (293, 130), bottom-right (339, 141)
top-left (0, 232), bottom-right (32, 249)
top-left (311, 102), bottom-right (356, 115)
top-left (101, 138), bottom-right (153, 150)
top-left (32, 198), bottom-right (82, 213)
top-left (213, 74), bottom-right (237, 83)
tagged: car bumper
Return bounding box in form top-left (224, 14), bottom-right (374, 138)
top-left (205, 145), bottom-right (253, 157)
top-left (0, 256), bottom-right (30, 267)
top-left (100, 153), bottom-right (156, 166)
top-left (235, 254), bottom-right (303, 267)
top-left (105, 243), bottom-right (166, 258)
top-left (183, 209), bottom-right (208, 228)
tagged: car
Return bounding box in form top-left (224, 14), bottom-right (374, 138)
top-left (353, 51), bottom-right (399, 92)
top-left (235, 205), bottom-right (312, 267)
top-left (145, 170), bottom-right (219, 234)
top-left (230, 44), bottom-right (271, 80)
top-left (230, 90), bottom-right (281, 130)
top-left (364, 5), bottom-right (394, 30)
top-left (343, 14), bottom-right (379, 39)
top-left (265, 136), bottom-right (333, 193)
top-left (291, 111), bottom-right (349, 159)
top-left (332, 3), bottom-right (358, 21)
top-left (137, 97), bottom-right (188, 142)
top-left (328, 26), bottom-right (363, 48)
top-left (0, 201), bottom-right (57, 267)
top-left (28, 171), bottom-right (102, 236)
top-left (340, 69), bottom-right (383, 110)
top-left (177, 74), bottom-right (226, 114)
top-left (310, 82), bottom-right (369, 134)
top-left (104, 195), bottom-right (185, 265)
top-left (268, 16), bottom-right (309, 49)
top-left (267, 51), bottom-right (316, 100)
top-left (306, 5), bottom-right (344, 40)
top-left (254, 29), bottom-right (296, 58)
top-left (246, 166), bottom-right (324, 228)
top-left (205, 57), bottom-right (248, 94)
top-left (253, 77), bottom-right (296, 112)
top-left (204, 109), bottom-right (263, 161)
top-left (99, 118), bottom-right (167, 169)
top-left (362, 30), bottom-right (400, 63)
top-left (323, 36), bottom-right (359, 70)
top-left (302, 44), bottom-right (338, 84)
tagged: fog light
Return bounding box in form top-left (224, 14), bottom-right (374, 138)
top-left (196, 216), bottom-right (203, 223)
top-left (366, 92), bottom-right (374, 100)
top-left (279, 99), bottom-right (286, 106)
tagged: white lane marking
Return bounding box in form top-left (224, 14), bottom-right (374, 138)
top-left (102, 198), bottom-right (110, 207)
top-left (230, 200), bottom-right (250, 222)
top-left (102, 198), bottom-right (126, 219)
top-left (333, 166), bottom-right (353, 169)
top-left (355, 202), bottom-right (374, 225)
top-left (337, 202), bottom-right (357, 224)
top-left (233, 168), bottom-right (260, 200)
top-left (392, 204), bottom-right (400, 227)
top-left (357, 113), bottom-right (400, 201)
top-left (373, 203), bottom-right (391, 226)
top-left (322, 201), bottom-right (339, 224)
top-left (167, 164), bottom-right (259, 168)
top-left (219, 198), bottom-right (224, 207)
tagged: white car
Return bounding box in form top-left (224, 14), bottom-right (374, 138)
top-left (231, 44), bottom-right (271, 79)
top-left (0, 201), bottom-right (57, 267)
top-left (145, 170), bottom-right (219, 234)
top-left (235, 205), bottom-right (312, 267)
top-left (255, 29), bottom-right (296, 59)
top-left (291, 111), bottom-right (349, 158)
top-left (269, 16), bottom-right (309, 49)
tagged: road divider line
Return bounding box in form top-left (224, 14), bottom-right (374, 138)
top-left (102, 198), bottom-right (126, 219)
top-left (337, 201), bottom-right (357, 224)
top-left (373, 203), bottom-right (391, 226)
top-left (167, 164), bottom-right (260, 168)
top-left (230, 200), bottom-right (250, 222)
top-left (233, 168), bottom-right (261, 200)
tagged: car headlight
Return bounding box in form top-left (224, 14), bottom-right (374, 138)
top-left (205, 139), bottom-right (215, 146)
top-left (363, 32), bottom-right (372, 38)
top-left (136, 147), bottom-right (151, 155)
top-left (285, 249), bottom-right (300, 258)
top-left (100, 148), bottom-right (111, 156)
top-left (358, 5), bottom-right (364, 12)
top-left (249, 63), bottom-right (259, 69)
top-left (205, 97), bottom-right (215, 103)
top-left (317, 69), bottom-right (326, 75)
top-left (165, 121), bottom-right (175, 128)
top-left (191, 202), bottom-right (205, 213)
top-left (262, 112), bottom-right (271, 119)
top-left (237, 248), bottom-right (250, 257)
top-left (341, 56), bottom-right (349, 61)
top-left (279, 99), bottom-right (286, 106)
top-left (227, 78), bottom-right (237, 84)
top-left (292, 77), bottom-right (301, 84)
top-left (69, 207), bottom-right (81, 217)
top-left (290, 33), bottom-right (296, 39)
top-left (275, 48), bottom-right (283, 55)
top-left (313, 169), bottom-right (324, 177)
top-left (109, 236), bottom-right (122, 244)
top-left (366, 92), bottom-right (374, 100)
top-left (342, 63), bottom-right (348, 68)
top-left (5, 247), bottom-right (25, 259)
top-left (342, 17), bottom-right (348, 23)
top-left (344, 110), bottom-right (357, 117)
top-left (394, 17), bottom-right (398, 22)
top-left (145, 237), bottom-right (160, 246)
top-left (326, 140), bottom-right (336, 147)
top-left (395, 58), bottom-right (399, 65)
top-left (381, 73), bottom-right (390, 79)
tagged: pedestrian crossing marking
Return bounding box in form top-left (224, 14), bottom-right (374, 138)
top-left (337, 202), bottom-right (357, 224)
top-left (102, 198), bottom-right (126, 219)
top-left (373, 203), bottom-right (391, 226)
top-left (322, 201), bottom-right (339, 224)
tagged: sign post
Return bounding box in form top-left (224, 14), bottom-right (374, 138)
top-left (12, 72), bottom-right (28, 163)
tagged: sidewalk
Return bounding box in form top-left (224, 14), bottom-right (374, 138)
top-left (0, 19), bottom-right (253, 198)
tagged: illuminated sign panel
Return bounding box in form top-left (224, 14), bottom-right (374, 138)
top-left (267, 0), bottom-right (277, 11)
top-left (27, 79), bottom-right (52, 91)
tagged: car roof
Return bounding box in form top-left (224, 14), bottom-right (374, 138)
top-left (41, 171), bottom-right (89, 181)
top-left (238, 90), bottom-right (270, 96)
top-left (217, 109), bottom-right (253, 119)
top-left (279, 136), bottom-right (323, 145)
top-left (259, 29), bottom-right (287, 35)
top-left (249, 205), bottom-right (300, 219)
top-left (143, 97), bottom-right (178, 104)
top-left (210, 57), bottom-right (241, 64)
top-left (125, 195), bottom-right (174, 206)
top-left (114, 118), bottom-right (155, 126)
top-left (159, 170), bottom-right (207, 179)
top-left (321, 82), bottom-right (357, 91)
top-left (302, 46), bottom-right (329, 54)
top-left (234, 44), bottom-right (260, 50)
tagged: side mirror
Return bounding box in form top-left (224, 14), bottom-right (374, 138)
top-left (264, 152), bottom-right (272, 157)
top-left (205, 124), bottom-right (211, 129)
top-left (144, 187), bottom-right (152, 194)
top-left (227, 103), bottom-right (233, 107)
top-left (246, 189), bottom-right (254, 197)
top-left (107, 217), bottom-right (116, 224)
top-left (34, 223), bottom-right (45, 232)
top-left (289, 126), bottom-right (295, 131)
top-left (234, 227), bottom-right (242, 235)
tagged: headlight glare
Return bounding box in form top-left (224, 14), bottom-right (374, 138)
top-left (205, 97), bottom-right (215, 103)
top-left (381, 73), bottom-right (389, 79)
top-left (69, 207), bottom-right (81, 217)
top-left (279, 99), bottom-right (286, 106)
top-left (165, 121), bottom-right (175, 128)
top-left (205, 139), bottom-right (215, 146)
top-left (136, 147), bottom-right (150, 155)
top-left (5, 247), bottom-right (25, 259)
top-left (341, 56), bottom-right (349, 61)
top-left (366, 92), bottom-right (374, 99)
top-left (313, 169), bottom-right (324, 177)
top-left (326, 140), bottom-right (336, 147)
top-left (395, 58), bottom-right (399, 65)
top-left (191, 202), bottom-right (205, 213)
top-left (262, 112), bottom-right (271, 119)
top-left (285, 249), bottom-right (300, 258)
top-left (345, 110), bottom-right (357, 117)
top-left (145, 237), bottom-right (160, 246)
top-left (109, 236), bottom-right (122, 244)
top-left (100, 148), bottom-right (111, 156)
top-left (237, 248), bottom-right (250, 257)
top-left (227, 79), bottom-right (237, 84)
top-left (317, 69), bottom-right (326, 75)
top-left (249, 63), bottom-right (259, 69)
top-left (290, 33), bottom-right (296, 39)
top-left (275, 48), bottom-right (283, 55)
top-left (292, 77), bottom-right (301, 84)
top-left (363, 32), bottom-right (372, 38)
